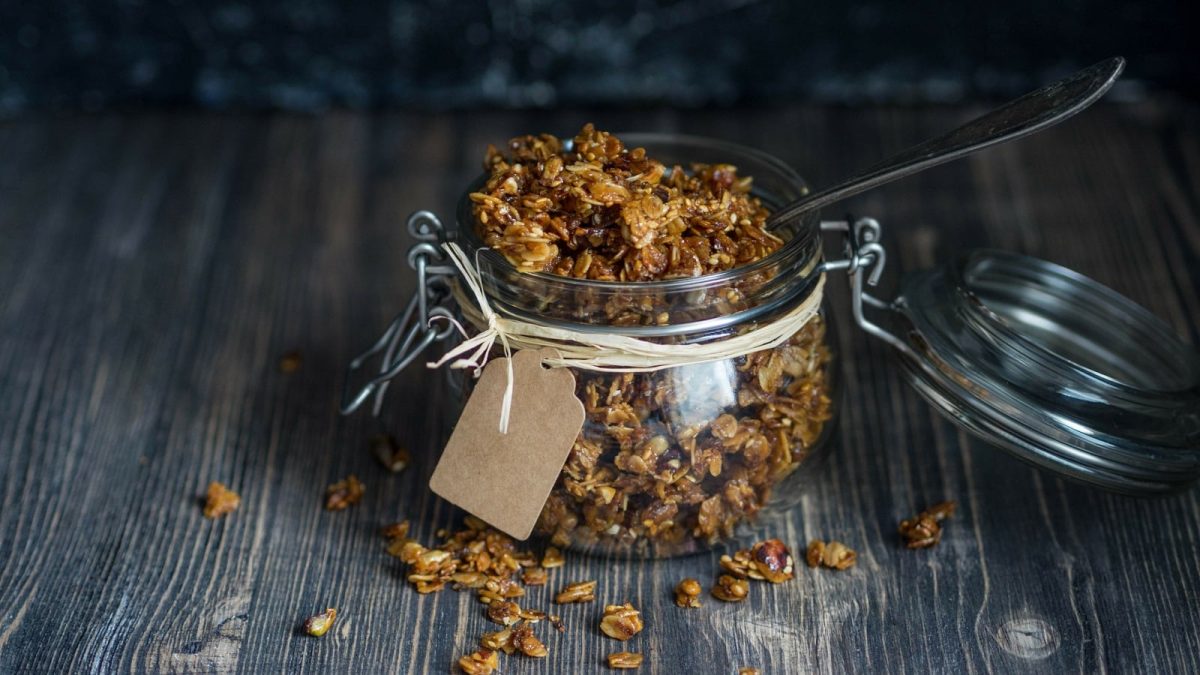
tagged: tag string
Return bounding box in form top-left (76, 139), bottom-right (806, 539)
top-left (428, 242), bottom-right (825, 433)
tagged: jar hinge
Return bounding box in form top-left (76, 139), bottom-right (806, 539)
top-left (819, 218), bottom-right (918, 362)
top-left (340, 211), bottom-right (459, 416)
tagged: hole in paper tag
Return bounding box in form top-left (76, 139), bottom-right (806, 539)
top-left (429, 348), bottom-right (585, 540)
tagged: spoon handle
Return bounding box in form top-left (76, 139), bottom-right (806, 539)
top-left (769, 57), bottom-right (1125, 225)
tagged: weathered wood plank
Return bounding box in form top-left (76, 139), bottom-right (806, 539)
top-left (0, 104), bottom-right (1198, 674)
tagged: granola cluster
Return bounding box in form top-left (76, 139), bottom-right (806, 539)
top-left (472, 127), bottom-right (834, 554)
top-left (471, 124), bottom-right (781, 281)
top-left (899, 501), bottom-right (957, 549)
top-left (384, 516), bottom-right (553, 596)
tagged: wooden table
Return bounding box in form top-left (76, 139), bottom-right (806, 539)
top-left (1, 104), bottom-right (1198, 674)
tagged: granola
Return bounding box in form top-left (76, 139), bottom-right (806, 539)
top-left (674, 578), bottom-right (702, 608)
top-left (555, 580), bottom-right (597, 604)
top-left (900, 501), bottom-right (957, 549)
top-left (806, 540), bottom-right (856, 570)
top-left (471, 127), bottom-right (834, 554)
top-left (721, 539), bottom-right (795, 583)
top-left (458, 649), bottom-right (499, 675)
top-left (607, 652), bottom-right (644, 669)
top-left (324, 475), bottom-right (364, 511)
top-left (599, 603), bottom-right (644, 641)
top-left (202, 482), bottom-right (240, 519)
top-left (712, 574), bottom-right (750, 602)
top-left (389, 517), bottom-right (539, 595)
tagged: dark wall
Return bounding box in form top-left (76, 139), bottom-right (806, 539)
top-left (0, 0), bottom-right (1195, 113)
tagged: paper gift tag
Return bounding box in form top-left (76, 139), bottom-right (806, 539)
top-left (429, 348), bottom-right (586, 540)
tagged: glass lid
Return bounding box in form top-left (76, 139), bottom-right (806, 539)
top-left (885, 249), bottom-right (1200, 496)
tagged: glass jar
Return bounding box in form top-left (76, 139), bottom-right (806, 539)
top-left (343, 132), bottom-right (1200, 558)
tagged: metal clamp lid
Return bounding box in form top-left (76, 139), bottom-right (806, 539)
top-left (826, 219), bottom-right (1200, 496)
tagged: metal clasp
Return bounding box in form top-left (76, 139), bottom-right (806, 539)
top-left (340, 211), bottom-right (459, 416)
top-left (820, 218), bottom-right (916, 361)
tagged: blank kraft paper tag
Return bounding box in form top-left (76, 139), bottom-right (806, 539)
top-left (430, 348), bottom-right (586, 540)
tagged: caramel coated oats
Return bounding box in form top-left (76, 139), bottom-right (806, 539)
top-left (607, 652), bottom-right (644, 669)
top-left (202, 482), bottom-right (240, 519)
top-left (721, 539), bottom-right (795, 583)
top-left (473, 124), bottom-right (780, 281)
top-left (900, 501), bottom-right (957, 549)
top-left (599, 603), bottom-right (643, 641)
top-left (712, 574), bottom-right (750, 602)
top-left (674, 578), bottom-right (702, 608)
top-left (458, 649), bottom-right (499, 675)
top-left (806, 540), bottom-right (856, 570)
top-left (554, 580), bottom-right (597, 604)
top-left (324, 475), bottom-right (364, 511)
top-left (389, 517), bottom-right (540, 596)
top-left (486, 600), bottom-right (522, 626)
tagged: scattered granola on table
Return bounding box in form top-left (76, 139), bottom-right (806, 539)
top-left (458, 649), bottom-right (499, 675)
top-left (555, 580), bottom-right (597, 604)
top-left (721, 538), bottom-right (795, 583)
top-left (599, 603), bottom-right (644, 641)
top-left (899, 501), bottom-right (957, 549)
top-left (486, 600), bottom-right (522, 626)
top-left (712, 574), bottom-right (750, 602)
top-left (370, 434), bottom-right (411, 473)
top-left (674, 578), bottom-right (702, 608)
top-left (805, 540), bottom-right (856, 570)
top-left (468, 126), bottom-right (835, 556)
top-left (606, 651), bottom-right (644, 670)
top-left (302, 608), bottom-right (337, 637)
top-left (202, 482), bottom-right (240, 519)
top-left (324, 475), bottom-right (364, 511)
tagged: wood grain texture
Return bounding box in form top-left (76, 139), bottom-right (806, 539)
top-left (1, 104), bottom-right (1198, 674)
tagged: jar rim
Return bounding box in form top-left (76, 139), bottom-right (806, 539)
top-left (453, 132), bottom-right (822, 295)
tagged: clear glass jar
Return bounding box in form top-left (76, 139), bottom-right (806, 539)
top-left (343, 131), bottom-right (1200, 560)
top-left (448, 134), bottom-right (840, 557)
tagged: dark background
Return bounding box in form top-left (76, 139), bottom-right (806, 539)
top-left (0, 0), bottom-right (1196, 114)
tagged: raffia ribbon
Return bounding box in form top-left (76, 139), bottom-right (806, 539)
top-left (428, 242), bottom-right (825, 432)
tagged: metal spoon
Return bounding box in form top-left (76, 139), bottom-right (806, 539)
top-left (767, 57), bottom-right (1125, 227)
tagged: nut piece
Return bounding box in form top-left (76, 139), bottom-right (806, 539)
top-left (324, 475), bottom-right (364, 511)
top-left (607, 652), bottom-right (644, 669)
top-left (486, 600), bottom-right (522, 626)
top-left (805, 540), bottom-right (825, 568)
top-left (711, 574), bottom-right (750, 602)
top-left (203, 482), bottom-right (240, 519)
top-left (480, 628), bottom-right (514, 654)
top-left (900, 501), bottom-right (957, 549)
top-left (555, 580), bottom-right (597, 604)
top-left (371, 434), bottom-right (411, 473)
top-left (302, 608), bottom-right (337, 637)
top-left (822, 541), bottom-right (856, 570)
top-left (749, 539), bottom-right (795, 583)
top-left (458, 649), bottom-right (499, 675)
top-left (599, 603), bottom-right (643, 641)
top-left (674, 578), bottom-right (702, 608)
top-left (278, 351), bottom-right (302, 373)
top-left (806, 540), bottom-right (857, 570)
top-left (541, 546), bottom-right (565, 569)
top-left (511, 622), bottom-right (549, 657)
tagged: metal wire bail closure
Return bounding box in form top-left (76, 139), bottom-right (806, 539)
top-left (340, 211), bottom-right (458, 416)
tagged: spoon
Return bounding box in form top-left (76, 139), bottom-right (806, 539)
top-left (766, 57), bottom-right (1125, 227)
